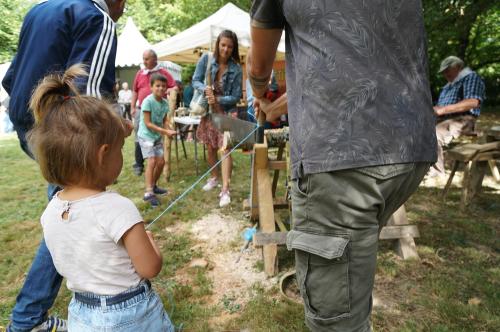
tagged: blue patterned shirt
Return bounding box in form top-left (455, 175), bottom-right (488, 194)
top-left (251, 0), bottom-right (437, 179)
top-left (436, 69), bottom-right (485, 117)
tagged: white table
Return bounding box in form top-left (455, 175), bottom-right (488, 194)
top-left (174, 116), bottom-right (202, 175)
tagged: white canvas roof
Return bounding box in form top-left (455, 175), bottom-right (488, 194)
top-left (116, 17), bottom-right (183, 81)
top-left (116, 17), bottom-right (152, 67)
top-left (153, 2), bottom-right (285, 64)
top-left (0, 62), bottom-right (11, 104)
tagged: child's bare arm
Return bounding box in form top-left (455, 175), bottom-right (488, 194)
top-left (122, 222), bottom-right (162, 279)
top-left (163, 115), bottom-right (176, 137)
top-left (143, 111), bottom-right (174, 137)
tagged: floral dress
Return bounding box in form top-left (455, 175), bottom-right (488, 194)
top-left (196, 78), bottom-right (225, 149)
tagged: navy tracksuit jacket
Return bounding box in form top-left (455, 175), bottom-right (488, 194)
top-left (2, 0), bottom-right (117, 131)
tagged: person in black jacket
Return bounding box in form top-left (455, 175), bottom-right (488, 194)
top-left (2, 1), bottom-right (126, 331)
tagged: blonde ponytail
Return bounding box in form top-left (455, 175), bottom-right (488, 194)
top-left (29, 64), bottom-right (88, 123)
top-left (28, 64), bottom-right (125, 187)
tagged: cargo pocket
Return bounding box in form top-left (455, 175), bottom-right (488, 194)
top-left (287, 230), bottom-right (351, 321)
top-left (291, 174), bottom-right (309, 197)
top-left (354, 163), bottom-right (414, 180)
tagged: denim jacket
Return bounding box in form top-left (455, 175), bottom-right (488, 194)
top-left (192, 53), bottom-right (242, 113)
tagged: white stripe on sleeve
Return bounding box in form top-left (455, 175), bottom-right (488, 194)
top-left (94, 21), bottom-right (115, 98)
top-left (87, 5), bottom-right (114, 98)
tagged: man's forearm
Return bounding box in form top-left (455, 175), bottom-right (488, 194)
top-left (131, 92), bottom-right (138, 110)
top-left (248, 26), bottom-right (282, 98)
top-left (436, 98), bottom-right (480, 116)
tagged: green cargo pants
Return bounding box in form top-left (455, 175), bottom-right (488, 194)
top-left (287, 163), bottom-right (430, 332)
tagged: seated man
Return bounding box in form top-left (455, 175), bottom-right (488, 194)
top-left (431, 56), bottom-right (486, 178)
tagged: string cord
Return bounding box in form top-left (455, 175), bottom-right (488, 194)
top-left (146, 124), bottom-right (260, 229)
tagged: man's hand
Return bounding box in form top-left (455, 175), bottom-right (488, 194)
top-left (433, 105), bottom-right (446, 116)
top-left (254, 93), bottom-right (288, 122)
top-left (253, 97), bottom-right (271, 121)
top-left (131, 106), bottom-right (137, 117)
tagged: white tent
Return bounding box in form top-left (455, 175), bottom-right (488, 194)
top-left (153, 2), bottom-right (285, 63)
top-left (116, 17), bottom-right (182, 81)
top-left (0, 62), bottom-right (11, 105)
top-left (116, 17), bottom-right (151, 68)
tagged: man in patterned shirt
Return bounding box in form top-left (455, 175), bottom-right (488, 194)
top-left (248, 1), bottom-right (437, 331)
top-left (432, 56), bottom-right (486, 178)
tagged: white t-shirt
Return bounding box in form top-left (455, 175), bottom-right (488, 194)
top-left (118, 89), bottom-right (132, 104)
top-left (42, 191), bottom-right (143, 295)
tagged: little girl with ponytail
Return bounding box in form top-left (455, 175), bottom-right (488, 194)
top-left (28, 64), bottom-right (174, 331)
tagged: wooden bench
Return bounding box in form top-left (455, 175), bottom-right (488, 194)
top-left (442, 141), bottom-right (500, 208)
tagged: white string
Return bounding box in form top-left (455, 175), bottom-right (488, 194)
top-left (146, 124), bottom-right (260, 229)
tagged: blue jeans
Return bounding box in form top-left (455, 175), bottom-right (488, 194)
top-left (8, 127), bottom-right (63, 332)
top-left (68, 281), bottom-right (174, 331)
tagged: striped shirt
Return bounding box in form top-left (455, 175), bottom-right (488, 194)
top-left (436, 68), bottom-right (485, 117)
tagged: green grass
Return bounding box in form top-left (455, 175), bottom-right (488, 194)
top-left (1, 112), bottom-right (500, 331)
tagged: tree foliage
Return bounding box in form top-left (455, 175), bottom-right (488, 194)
top-left (423, 0), bottom-right (500, 103)
top-left (0, 0), bottom-right (32, 63)
top-left (120, 0), bottom-right (251, 43)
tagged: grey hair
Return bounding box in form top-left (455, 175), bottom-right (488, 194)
top-left (145, 49), bottom-right (158, 60)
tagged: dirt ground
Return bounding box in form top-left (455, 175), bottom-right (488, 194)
top-left (165, 212), bottom-right (277, 319)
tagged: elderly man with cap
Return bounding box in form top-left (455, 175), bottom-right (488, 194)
top-left (431, 56), bottom-right (486, 178)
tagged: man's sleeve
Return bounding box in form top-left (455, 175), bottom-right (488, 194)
top-left (250, 0), bottom-right (286, 29)
top-left (463, 73), bottom-right (485, 103)
top-left (132, 72), bottom-right (140, 93)
top-left (67, 11), bottom-right (117, 98)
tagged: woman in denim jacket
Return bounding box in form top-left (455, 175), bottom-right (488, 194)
top-left (193, 30), bottom-right (242, 207)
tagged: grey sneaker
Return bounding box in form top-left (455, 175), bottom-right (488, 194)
top-left (133, 166), bottom-right (143, 176)
top-left (143, 192), bottom-right (160, 207)
top-left (30, 316), bottom-right (68, 332)
top-left (153, 185), bottom-right (168, 196)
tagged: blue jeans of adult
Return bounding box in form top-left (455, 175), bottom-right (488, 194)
top-left (8, 126), bottom-right (63, 332)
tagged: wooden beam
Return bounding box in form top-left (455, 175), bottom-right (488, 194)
top-left (273, 198), bottom-right (289, 209)
top-left (269, 160), bottom-right (287, 170)
top-left (461, 160), bottom-right (488, 208)
top-left (254, 232), bottom-right (287, 246)
top-left (254, 142), bottom-right (269, 169)
top-left (257, 166), bottom-right (278, 276)
top-left (274, 214), bottom-right (288, 232)
top-left (489, 160), bottom-right (500, 183)
top-left (379, 225), bottom-right (420, 240)
top-left (385, 205), bottom-right (419, 259)
top-left (272, 145), bottom-right (285, 198)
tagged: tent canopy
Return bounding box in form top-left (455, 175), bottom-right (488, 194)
top-left (116, 17), bottom-right (183, 81)
top-left (153, 3), bottom-right (285, 64)
top-left (0, 62), bottom-right (11, 104)
top-left (116, 17), bottom-right (151, 67)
